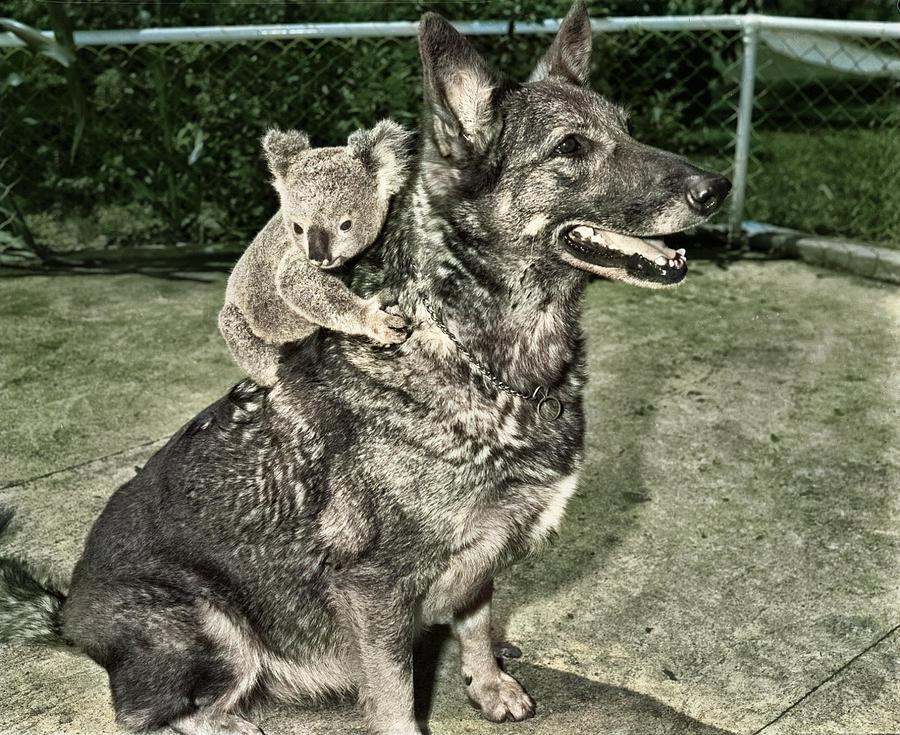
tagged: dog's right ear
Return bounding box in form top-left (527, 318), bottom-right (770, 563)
top-left (262, 128), bottom-right (310, 179)
top-left (528, 0), bottom-right (593, 86)
top-left (418, 13), bottom-right (500, 160)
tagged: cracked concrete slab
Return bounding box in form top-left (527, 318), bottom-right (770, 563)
top-left (0, 272), bottom-right (241, 487)
top-left (760, 628), bottom-right (900, 735)
top-left (0, 443), bottom-right (166, 576)
top-left (0, 259), bottom-right (897, 734)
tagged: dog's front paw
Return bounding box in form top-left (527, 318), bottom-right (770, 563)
top-left (466, 670), bottom-right (535, 723)
top-left (364, 306), bottom-right (408, 345)
top-left (171, 711), bottom-right (264, 735)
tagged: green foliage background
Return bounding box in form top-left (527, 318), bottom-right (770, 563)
top-left (0, 0), bottom-right (896, 252)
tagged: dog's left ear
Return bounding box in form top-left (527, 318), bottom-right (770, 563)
top-left (418, 12), bottom-right (501, 159)
top-left (528, 0), bottom-right (593, 86)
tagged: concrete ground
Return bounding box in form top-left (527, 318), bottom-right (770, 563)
top-left (0, 256), bottom-right (898, 735)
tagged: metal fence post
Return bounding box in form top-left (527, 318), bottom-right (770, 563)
top-left (729, 17), bottom-right (759, 242)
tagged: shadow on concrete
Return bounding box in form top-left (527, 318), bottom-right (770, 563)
top-left (410, 626), bottom-right (733, 735)
top-left (491, 327), bottom-right (665, 636)
top-left (507, 661), bottom-right (734, 734)
top-left (413, 626), bottom-right (453, 725)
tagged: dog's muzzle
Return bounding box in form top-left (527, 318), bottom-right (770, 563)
top-left (563, 226), bottom-right (688, 286)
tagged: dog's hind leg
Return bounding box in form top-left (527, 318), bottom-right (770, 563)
top-left (105, 637), bottom-right (249, 733)
top-left (165, 604), bottom-right (266, 735)
top-left (64, 584), bottom-right (265, 734)
top-left (452, 580), bottom-right (535, 723)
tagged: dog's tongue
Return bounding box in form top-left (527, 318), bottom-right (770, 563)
top-left (572, 226), bottom-right (677, 260)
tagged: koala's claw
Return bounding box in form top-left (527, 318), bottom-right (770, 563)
top-left (367, 309), bottom-right (408, 345)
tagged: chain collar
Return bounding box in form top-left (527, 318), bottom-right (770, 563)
top-left (418, 292), bottom-right (563, 422)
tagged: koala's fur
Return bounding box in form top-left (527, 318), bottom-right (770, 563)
top-left (219, 120), bottom-right (413, 385)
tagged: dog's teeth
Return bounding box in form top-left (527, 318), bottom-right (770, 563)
top-left (654, 256), bottom-right (667, 266)
top-left (676, 248), bottom-right (686, 256)
top-left (572, 226), bottom-right (594, 240)
top-left (667, 259), bottom-right (675, 267)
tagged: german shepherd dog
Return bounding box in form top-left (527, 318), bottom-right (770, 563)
top-left (0, 2), bottom-right (730, 733)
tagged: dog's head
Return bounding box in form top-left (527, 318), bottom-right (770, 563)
top-left (418, 1), bottom-right (731, 289)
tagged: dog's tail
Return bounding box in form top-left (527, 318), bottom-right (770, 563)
top-left (0, 508), bottom-right (68, 644)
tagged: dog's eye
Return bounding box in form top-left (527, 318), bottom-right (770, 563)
top-left (554, 135), bottom-right (584, 157)
top-left (340, 219), bottom-right (352, 232)
top-left (293, 223), bottom-right (304, 235)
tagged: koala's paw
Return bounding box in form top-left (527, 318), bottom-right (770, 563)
top-left (366, 308), bottom-right (408, 345)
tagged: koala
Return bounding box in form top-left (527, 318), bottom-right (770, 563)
top-left (219, 120), bottom-right (413, 386)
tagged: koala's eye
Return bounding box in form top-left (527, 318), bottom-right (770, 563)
top-left (293, 222), bottom-right (303, 235)
top-left (553, 135), bottom-right (585, 157)
top-left (340, 219), bottom-right (352, 232)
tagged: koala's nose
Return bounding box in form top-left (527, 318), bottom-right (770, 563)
top-left (685, 174), bottom-right (731, 215)
top-left (306, 226), bottom-right (331, 265)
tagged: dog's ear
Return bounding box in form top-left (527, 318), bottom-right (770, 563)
top-left (528, 0), bottom-right (593, 86)
top-left (262, 128), bottom-right (310, 179)
top-left (418, 12), bottom-right (500, 160)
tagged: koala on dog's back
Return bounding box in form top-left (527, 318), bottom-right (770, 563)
top-left (219, 121), bottom-right (413, 386)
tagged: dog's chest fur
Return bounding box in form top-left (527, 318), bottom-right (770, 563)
top-left (255, 315), bottom-right (586, 623)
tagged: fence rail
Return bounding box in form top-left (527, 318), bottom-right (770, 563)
top-left (3, 14), bottom-right (900, 47)
top-left (1, 14), bottom-right (897, 253)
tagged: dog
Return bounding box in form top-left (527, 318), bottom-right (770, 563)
top-left (0, 3), bottom-right (730, 734)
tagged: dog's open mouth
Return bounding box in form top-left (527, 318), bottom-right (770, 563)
top-left (561, 225), bottom-right (687, 286)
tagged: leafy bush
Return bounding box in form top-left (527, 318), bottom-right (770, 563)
top-left (96, 203), bottom-right (167, 245)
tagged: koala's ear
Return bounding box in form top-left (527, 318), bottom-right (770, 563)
top-left (347, 120), bottom-right (414, 199)
top-left (261, 128), bottom-right (310, 179)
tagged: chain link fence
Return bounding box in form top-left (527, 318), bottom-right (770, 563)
top-left (745, 21), bottom-right (900, 247)
top-left (0, 15), bottom-right (897, 257)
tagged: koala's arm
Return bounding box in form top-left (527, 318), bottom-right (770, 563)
top-left (275, 249), bottom-right (407, 344)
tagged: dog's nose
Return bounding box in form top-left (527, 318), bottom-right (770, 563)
top-left (306, 226), bottom-right (332, 265)
top-left (685, 174), bottom-right (731, 215)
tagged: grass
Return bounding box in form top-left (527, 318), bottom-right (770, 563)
top-left (747, 128), bottom-right (900, 249)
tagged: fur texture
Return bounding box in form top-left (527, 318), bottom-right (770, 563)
top-left (220, 121), bottom-right (413, 385)
top-left (0, 3), bottom-right (730, 734)
top-left (0, 509), bottom-right (67, 644)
